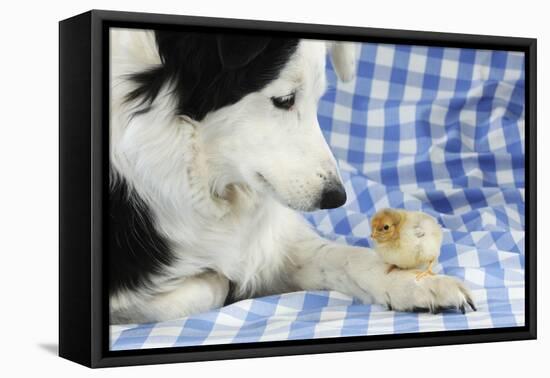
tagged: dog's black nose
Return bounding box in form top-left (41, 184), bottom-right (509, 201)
top-left (319, 183), bottom-right (347, 209)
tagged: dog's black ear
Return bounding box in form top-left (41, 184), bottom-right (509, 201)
top-left (217, 35), bottom-right (271, 70)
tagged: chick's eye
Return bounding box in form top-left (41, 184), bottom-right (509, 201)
top-left (383, 225), bottom-right (390, 230)
top-left (271, 93), bottom-right (295, 110)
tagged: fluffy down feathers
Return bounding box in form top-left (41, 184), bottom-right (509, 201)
top-left (370, 209), bottom-right (442, 276)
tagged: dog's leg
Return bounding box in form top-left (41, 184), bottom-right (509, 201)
top-left (111, 271), bottom-right (229, 324)
top-left (288, 237), bottom-right (475, 313)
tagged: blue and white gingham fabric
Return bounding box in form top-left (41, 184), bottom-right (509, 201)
top-left (110, 42), bottom-right (525, 351)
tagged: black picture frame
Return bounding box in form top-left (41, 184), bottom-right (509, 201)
top-left (59, 9), bottom-right (537, 368)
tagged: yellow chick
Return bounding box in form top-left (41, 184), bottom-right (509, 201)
top-left (370, 208), bottom-right (443, 280)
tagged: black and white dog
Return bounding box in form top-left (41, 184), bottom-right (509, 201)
top-left (109, 29), bottom-right (475, 324)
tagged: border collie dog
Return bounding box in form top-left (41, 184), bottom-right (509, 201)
top-left (109, 29), bottom-right (475, 324)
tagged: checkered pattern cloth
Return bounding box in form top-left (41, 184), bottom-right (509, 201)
top-left (110, 42), bottom-right (525, 351)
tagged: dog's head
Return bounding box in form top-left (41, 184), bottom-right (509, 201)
top-left (118, 31), bottom-right (357, 212)
top-left (200, 36), bottom-right (357, 211)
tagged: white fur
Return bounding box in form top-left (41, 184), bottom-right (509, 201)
top-left (109, 29), bottom-right (473, 324)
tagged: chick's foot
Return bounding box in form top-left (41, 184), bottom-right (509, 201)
top-left (415, 269), bottom-right (436, 280)
top-left (386, 264), bottom-right (399, 274)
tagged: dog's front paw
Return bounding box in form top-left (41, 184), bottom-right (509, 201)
top-left (388, 274), bottom-right (476, 314)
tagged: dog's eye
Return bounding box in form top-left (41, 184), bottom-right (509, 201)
top-left (271, 93), bottom-right (295, 110)
top-left (383, 225), bottom-right (390, 230)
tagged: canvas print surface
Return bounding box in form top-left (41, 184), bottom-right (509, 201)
top-left (108, 28), bottom-right (525, 350)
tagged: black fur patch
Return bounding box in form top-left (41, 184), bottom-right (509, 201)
top-left (108, 179), bottom-right (174, 295)
top-left (127, 31), bottom-right (300, 120)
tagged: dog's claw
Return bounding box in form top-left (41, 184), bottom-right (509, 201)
top-left (411, 306), bottom-right (430, 313)
top-left (467, 298), bottom-right (477, 312)
top-left (459, 305), bottom-right (466, 314)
